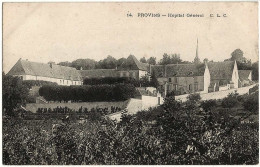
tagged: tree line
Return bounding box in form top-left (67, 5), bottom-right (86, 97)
top-left (56, 49), bottom-right (258, 80)
top-left (57, 53), bottom-right (191, 70)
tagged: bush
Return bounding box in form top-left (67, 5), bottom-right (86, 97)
top-left (243, 93), bottom-right (258, 113)
top-left (166, 90), bottom-right (181, 97)
top-left (221, 93), bottom-right (239, 109)
top-left (201, 99), bottom-right (217, 112)
top-left (83, 77), bottom-right (158, 88)
top-left (3, 74), bottom-right (29, 116)
top-left (3, 96), bottom-right (259, 165)
top-left (187, 93), bottom-right (201, 102)
top-left (39, 84), bottom-right (136, 102)
top-left (84, 77), bottom-right (137, 85)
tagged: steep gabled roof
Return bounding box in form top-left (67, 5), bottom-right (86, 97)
top-left (151, 63), bottom-right (205, 78)
top-left (80, 69), bottom-right (118, 78)
top-left (207, 61), bottom-right (235, 80)
top-left (7, 59), bottom-right (82, 81)
top-left (118, 55), bottom-right (149, 71)
top-left (238, 70), bottom-right (252, 81)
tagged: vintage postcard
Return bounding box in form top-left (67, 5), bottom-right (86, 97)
top-left (2, 2), bottom-right (259, 165)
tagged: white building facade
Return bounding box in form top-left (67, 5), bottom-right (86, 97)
top-left (7, 59), bottom-right (83, 86)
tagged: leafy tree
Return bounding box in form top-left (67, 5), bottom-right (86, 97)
top-left (230, 49), bottom-right (248, 63)
top-left (150, 71), bottom-right (159, 88)
top-left (159, 53), bottom-right (187, 65)
top-left (147, 57), bottom-right (156, 65)
top-left (97, 55), bottom-right (117, 69)
top-left (226, 49), bottom-right (258, 81)
top-left (200, 99), bottom-right (217, 112)
top-left (184, 93), bottom-right (201, 114)
top-left (243, 93), bottom-right (258, 113)
top-left (116, 58), bottom-right (127, 68)
top-left (140, 57), bottom-right (147, 63)
top-left (58, 61), bottom-right (72, 67)
top-left (221, 93), bottom-right (239, 109)
top-left (71, 59), bottom-right (97, 70)
top-left (252, 61), bottom-right (258, 81)
top-left (162, 96), bottom-right (182, 113)
top-left (3, 73), bottom-right (29, 116)
top-left (159, 53), bottom-right (172, 65)
top-left (139, 75), bottom-right (150, 87)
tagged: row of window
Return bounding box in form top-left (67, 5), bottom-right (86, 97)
top-left (17, 76), bottom-right (81, 85)
top-left (59, 79), bottom-right (81, 85)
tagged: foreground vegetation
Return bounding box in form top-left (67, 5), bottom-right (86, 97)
top-left (39, 84), bottom-right (136, 102)
top-left (3, 91), bottom-right (258, 165)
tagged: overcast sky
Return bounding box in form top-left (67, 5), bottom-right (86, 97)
top-left (3, 2), bottom-right (258, 73)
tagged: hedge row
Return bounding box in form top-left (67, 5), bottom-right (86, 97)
top-left (22, 80), bottom-right (58, 89)
top-left (84, 77), bottom-right (134, 85)
top-left (83, 77), bottom-right (156, 87)
top-left (39, 84), bottom-right (136, 102)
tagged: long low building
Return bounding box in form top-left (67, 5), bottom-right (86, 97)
top-left (7, 58), bottom-right (83, 86)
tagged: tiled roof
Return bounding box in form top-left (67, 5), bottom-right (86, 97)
top-left (118, 55), bottom-right (149, 71)
top-left (151, 63), bottom-right (205, 78)
top-left (7, 59), bottom-right (82, 81)
top-left (80, 69), bottom-right (118, 78)
top-left (238, 70), bottom-right (252, 81)
top-left (207, 61), bottom-right (235, 80)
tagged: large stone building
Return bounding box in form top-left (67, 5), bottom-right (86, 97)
top-left (7, 58), bottom-right (83, 86)
top-left (207, 61), bottom-right (239, 92)
top-left (151, 63), bottom-right (210, 95)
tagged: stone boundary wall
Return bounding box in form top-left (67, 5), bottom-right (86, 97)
top-left (26, 100), bottom-right (129, 113)
top-left (126, 98), bottom-right (143, 114)
top-left (175, 84), bottom-right (257, 102)
top-left (107, 98), bottom-right (143, 121)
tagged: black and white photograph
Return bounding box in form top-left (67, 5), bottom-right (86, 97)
top-left (2, 2), bottom-right (259, 165)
